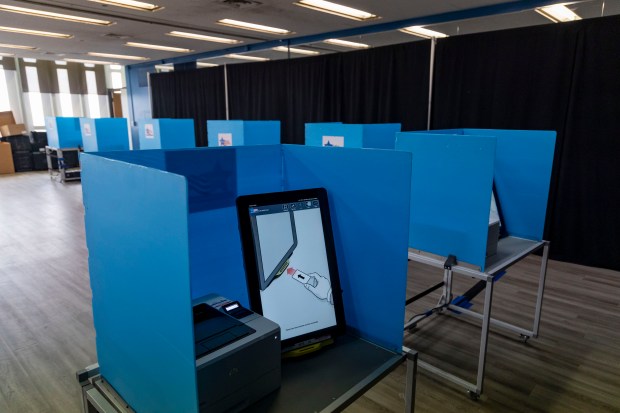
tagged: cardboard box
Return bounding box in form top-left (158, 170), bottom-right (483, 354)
top-left (0, 123), bottom-right (27, 137)
top-left (0, 142), bottom-right (15, 174)
top-left (0, 111), bottom-right (16, 127)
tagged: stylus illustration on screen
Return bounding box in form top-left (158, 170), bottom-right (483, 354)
top-left (287, 268), bottom-right (334, 305)
top-left (253, 210), bottom-right (298, 291)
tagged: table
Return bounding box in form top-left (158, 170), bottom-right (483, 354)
top-left (406, 236), bottom-right (549, 399)
top-left (77, 334), bottom-right (418, 413)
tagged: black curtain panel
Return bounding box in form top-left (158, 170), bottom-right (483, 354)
top-left (227, 41), bottom-right (431, 144)
top-left (432, 15), bottom-right (620, 271)
top-left (151, 67), bottom-right (227, 147)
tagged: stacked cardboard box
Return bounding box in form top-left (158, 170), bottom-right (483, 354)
top-left (0, 111), bottom-right (27, 138)
top-left (0, 142), bottom-right (15, 174)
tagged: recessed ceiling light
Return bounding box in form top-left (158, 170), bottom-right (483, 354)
top-left (294, 0), bottom-right (378, 21)
top-left (399, 26), bottom-right (449, 39)
top-left (272, 46), bottom-right (319, 56)
top-left (0, 4), bottom-right (113, 26)
top-left (0, 52), bottom-right (14, 57)
top-left (535, 4), bottom-right (581, 23)
top-left (110, 64), bottom-right (123, 70)
top-left (125, 42), bottom-right (193, 53)
top-left (66, 58), bottom-right (116, 65)
top-left (197, 62), bottom-right (219, 68)
top-left (0, 42), bottom-right (37, 50)
top-left (323, 38), bottom-right (369, 49)
top-left (167, 31), bottom-right (241, 44)
top-left (217, 19), bottom-right (292, 35)
top-left (88, 52), bottom-right (148, 61)
top-left (87, 0), bottom-right (162, 12)
top-left (0, 25), bottom-right (72, 39)
top-left (226, 54), bottom-right (270, 62)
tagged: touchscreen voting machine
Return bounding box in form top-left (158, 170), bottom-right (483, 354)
top-left (236, 188), bottom-right (346, 355)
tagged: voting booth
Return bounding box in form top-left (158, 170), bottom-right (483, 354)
top-left (80, 145), bottom-right (413, 413)
top-left (45, 117), bottom-right (82, 148)
top-left (207, 120), bottom-right (280, 147)
top-left (137, 118), bottom-right (195, 150)
top-left (80, 118), bottom-right (130, 152)
top-left (396, 128), bottom-right (556, 398)
top-left (305, 123), bottom-right (401, 149)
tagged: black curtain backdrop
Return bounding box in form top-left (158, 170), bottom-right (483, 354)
top-left (432, 15), bottom-right (620, 271)
top-left (227, 41), bottom-right (431, 144)
top-left (151, 66), bottom-right (226, 147)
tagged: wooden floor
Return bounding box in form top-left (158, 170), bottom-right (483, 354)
top-left (1, 171), bottom-right (619, 413)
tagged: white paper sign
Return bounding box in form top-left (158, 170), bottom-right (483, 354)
top-left (322, 136), bottom-right (344, 147)
top-left (144, 123), bottom-right (154, 139)
top-left (218, 133), bottom-right (232, 147)
top-left (83, 123), bottom-right (92, 137)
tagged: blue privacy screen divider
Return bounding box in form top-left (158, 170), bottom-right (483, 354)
top-left (45, 117), bottom-right (82, 148)
top-left (305, 123), bottom-right (401, 149)
top-left (81, 153), bottom-right (197, 413)
top-left (411, 129), bottom-right (556, 241)
top-left (396, 132), bottom-right (496, 270)
top-left (207, 120), bottom-right (281, 147)
top-left (282, 145), bottom-right (412, 352)
top-left (137, 118), bottom-right (195, 150)
top-left (81, 144), bottom-right (411, 412)
top-left (80, 118), bottom-right (130, 152)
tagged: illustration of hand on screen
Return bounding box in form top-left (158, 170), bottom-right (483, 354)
top-left (288, 267), bottom-right (333, 305)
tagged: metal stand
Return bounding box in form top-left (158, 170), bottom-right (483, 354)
top-left (406, 236), bottom-right (550, 398)
top-left (77, 346), bottom-right (419, 413)
top-left (45, 145), bottom-right (81, 182)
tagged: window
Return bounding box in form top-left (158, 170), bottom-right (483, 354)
top-left (111, 71), bottom-right (122, 89)
top-left (57, 67), bottom-right (73, 116)
top-left (85, 69), bottom-right (100, 118)
top-left (25, 65), bottom-right (45, 127)
top-left (0, 65), bottom-right (10, 111)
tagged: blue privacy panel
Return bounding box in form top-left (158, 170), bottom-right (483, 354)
top-left (81, 153), bottom-right (198, 413)
top-left (282, 145), bottom-right (412, 353)
top-left (415, 129), bottom-right (556, 241)
top-left (463, 129), bottom-right (556, 241)
top-left (45, 117), bottom-right (82, 148)
top-left (305, 123), bottom-right (362, 148)
top-left (396, 133), bottom-right (496, 270)
top-left (361, 124), bottom-right (401, 149)
top-left (80, 118), bottom-right (130, 152)
top-left (207, 120), bottom-right (281, 147)
top-left (138, 118), bottom-right (195, 150)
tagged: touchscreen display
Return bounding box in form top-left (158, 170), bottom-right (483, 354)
top-left (248, 197), bottom-right (337, 341)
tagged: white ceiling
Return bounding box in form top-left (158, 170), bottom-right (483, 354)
top-left (0, 0), bottom-right (617, 65)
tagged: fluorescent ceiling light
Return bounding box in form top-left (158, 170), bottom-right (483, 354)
top-left (399, 26), bottom-right (448, 39)
top-left (87, 0), bottom-right (162, 12)
top-left (197, 62), bottom-right (219, 68)
top-left (535, 4), bottom-right (581, 23)
top-left (0, 25), bottom-right (72, 39)
top-left (0, 52), bottom-right (14, 57)
top-left (88, 52), bottom-right (147, 61)
top-left (272, 46), bottom-right (319, 56)
top-left (226, 54), bottom-right (269, 62)
top-left (0, 4), bottom-right (113, 26)
top-left (323, 38), bottom-right (369, 49)
top-left (217, 19), bottom-right (291, 35)
top-left (110, 64), bottom-right (123, 70)
top-left (167, 31), bottom-right (241, 44)
top-left (66, 58), bottom-right (116, 65)
top-left (294, 0), bottom-right (377, 21)
top-left (0, 42), bottom-right (37, 50)
top-left (125, 42), bottom-right (193, 53)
